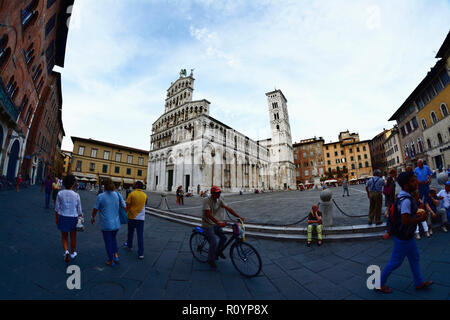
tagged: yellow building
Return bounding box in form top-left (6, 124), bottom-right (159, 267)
top-left (61, 150), bottom-right (72, 177)
top-left (323, 131), bottom-right (373, 181)
top-left (70, 137), bottom-right (149, 187)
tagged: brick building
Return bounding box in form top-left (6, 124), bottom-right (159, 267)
top-left (369, 128), bottom-right (392, 174)
top-left (0, 0), bottom-right (74, 184)
top-left (293, 137), bottom-right (325, 186)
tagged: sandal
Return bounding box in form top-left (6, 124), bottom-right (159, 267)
top-left (64, 250), bottom-right (70, 263)
top-left (375, 286), bottom-right (392, 293)
top-left (416, 281), bottom-right (433, 290)
top-left (106, 260), bottom-right (116, 267)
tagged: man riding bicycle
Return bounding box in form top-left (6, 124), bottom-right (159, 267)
top-left (202, 186), bottom-right (244, 269)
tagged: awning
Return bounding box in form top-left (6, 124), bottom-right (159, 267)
top-left (72, 172), bottom-right (85, 177)
top-left (88, 178), bottom-right (97, 182)
top-left (111, 177), bottom-right (122, 183)
top-left (123, 178), bottom-right (134, 184)
top-left (85, 173), bottom-right (98, 179)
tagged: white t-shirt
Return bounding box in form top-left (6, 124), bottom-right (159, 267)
top-left (437, 189), bottom-right (450, 209)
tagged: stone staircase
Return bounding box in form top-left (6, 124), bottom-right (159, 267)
top-left (146, 207), bottom-right (387, 241)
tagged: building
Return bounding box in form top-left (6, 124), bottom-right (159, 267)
top-left (147, 69), bottom-right (296, 193)
top-left (416, 32), bottom-right (450, 170)
top-left (369, 128), bottom-right (392, 174)
top-left (384, 126), bottom-right (404, 172)
top-left (293, 137), bottom-right (325, 186)
top-left (61, 150), bottom-right (71, 176)
top-left (70, 137), bottom-right (148, 187)
top-left (0, 0), bottom-right (74, 184)
top-left (323, 131), bottom-right (373, 181)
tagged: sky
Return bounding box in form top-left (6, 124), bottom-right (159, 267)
top-left (60, 0), bottom-right (450, 152)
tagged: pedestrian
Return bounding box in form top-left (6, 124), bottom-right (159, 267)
top-left (91, 178), bottom-right (126, 267)
top-left (42, 175), bottom-right (53, 209)
top-left (307, 204), bottom-right (323, 247)
top-left (123, 181), bottom-right (148, 259)
top-left (52, 177), bottom-right (61, 208)
top-left (412, 190), bottom-right (430, 239)
top-left (342, 177), bottom-right (350, 197)
top-left (436, 181), bottom-right (450, 229)
top-left (197, 184), bottom-right (200, 195)
top-left (365, 169), bottom-right (385, 225)
top-left (16, 173), bottom-right (23, 192)
top-left (425, 188), bottom-right (448, 233)
top-left (382, 170), bottom-right (397, 239)
top-left (377, 171), bottom-right (433, 293)
top-left (55, 174), bottom-right (82, 263)
top-left (414, 159), bottom-right (433, 202)
top-left (176, 185), bottom-right (184, 205)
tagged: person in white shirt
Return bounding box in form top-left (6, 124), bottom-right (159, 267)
top-left (55, 174), bottom-right (82, 263)
top-left (436, 182), bottom-right (450, 231)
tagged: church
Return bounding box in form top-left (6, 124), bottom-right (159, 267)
top-left (147, 70), bottom-right (296, 193)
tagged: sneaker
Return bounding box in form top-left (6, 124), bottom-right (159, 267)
top-left (429, 229), bottom-right (433, 235)
top-left (415, 233), bottom-right (421, 240)
top-left (415, 281), bottom-right (433, 290)
top-left (425, 231), bottom-right (430, 238)
top-left (113, 253), bottom-right (119, 263)
top-left (64, 250), bottom-right (70, 263)
top-left (442, 226), bottom-right (448, 233)
top-left (106, 261), bottom-right (116, 267)
top-left (375, 286), bottom-right (392, 294)
top-left (138, 256), bottom-right (144, 260)
top-left (208, 261), bottom-right (217, 269)
top-left (70, 251), bottom-right (78, 259)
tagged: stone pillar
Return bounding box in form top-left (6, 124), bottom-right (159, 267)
top-left (160, 193), bottom-right (168, 210)
top-left (320, 189), bottom-right (333, 227)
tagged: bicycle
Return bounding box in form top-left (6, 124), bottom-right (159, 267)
top-left (189, 219), bottom-right (262, 278)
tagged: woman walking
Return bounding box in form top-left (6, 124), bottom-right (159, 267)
top-left (52, 177), bottom-right (61, 208)
top-left (91, 178), bottom-right (126, 266)
top-left (55, 174), bottom-right (82, 263)
top-left (176, 185), bottom-right (184, 205)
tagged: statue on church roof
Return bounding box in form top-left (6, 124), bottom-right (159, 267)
top-left (180, 69), bottom-right (187, 77)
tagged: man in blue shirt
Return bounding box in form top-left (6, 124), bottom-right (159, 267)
top-left (377, 171), bottom-right (433, 293)
top-left (365, 169), bottom-right (385, 225)
top-left (414, 159), bottom-right (432, 202)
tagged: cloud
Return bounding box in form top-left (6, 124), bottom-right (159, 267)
top-left (60, 0), bottom-right (450, 153)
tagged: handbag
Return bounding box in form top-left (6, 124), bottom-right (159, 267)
top-left (117, 192), bottom-right (128, 224)
top-left (76, 214), bottom-right (85, 232)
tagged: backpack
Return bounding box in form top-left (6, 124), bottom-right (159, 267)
top-left (389, 195), bottom-right (417, 240)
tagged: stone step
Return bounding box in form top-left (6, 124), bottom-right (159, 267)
top-left (146, 207), bottom-right (388, 241)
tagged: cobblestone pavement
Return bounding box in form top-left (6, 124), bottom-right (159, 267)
top-left (145, 180), bottom-right (441, 226)
top-left (0, 185), bottom-right (449, 300)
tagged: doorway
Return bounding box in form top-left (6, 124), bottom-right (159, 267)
top-left (6, 140), bottom-right (20, 180)
top-left (167, 169), bottom-right (173, 192)
top-left (185, 174), bottom-right (190, 193)
top-left (434, 155), bottom-right (443, 170)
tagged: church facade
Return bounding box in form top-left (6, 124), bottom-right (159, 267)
top-left (147, 70), bottom-right (296, 193)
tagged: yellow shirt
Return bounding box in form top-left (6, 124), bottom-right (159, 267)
top-left (126, 189), bottom-right (148, 220)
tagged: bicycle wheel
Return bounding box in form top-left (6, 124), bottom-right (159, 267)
top-left (230, 241), bottom-right (262, 278)
top-left (189, 231), bottom-right (209, 263)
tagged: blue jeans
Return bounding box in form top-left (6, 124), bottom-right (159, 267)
top-left (45, 192), bottom-right (51, 208)
top-left (204, 226), bottom-right (227, 262)
top-left (102, 230), bottom-right (119, 262)
top-left (127, 219), bottom-right (144, 256)
top-left (380, 236), bottom-right (424, 287)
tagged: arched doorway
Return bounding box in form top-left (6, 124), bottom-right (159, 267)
top-left (6, 140), bottom-right (20, 180)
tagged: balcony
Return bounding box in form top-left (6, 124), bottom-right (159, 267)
top-left (0, 78), bottom-right (19, 126)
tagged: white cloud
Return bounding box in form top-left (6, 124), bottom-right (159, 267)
top-left (60, 0), bottom-right (450, 153)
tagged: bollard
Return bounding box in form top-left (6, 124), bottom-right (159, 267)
top-left (160, 193), bottom-right (168, 210)
top-left (437, 172), bottom-right (448, 185)
top-left (320, 189), bottom-right (333, 227)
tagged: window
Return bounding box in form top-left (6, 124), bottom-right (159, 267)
top-left (427, 139), bottom-right (432, 149)
top-left (422, 118), bottom-right (427, 129)
top-left (127, 155), bottom-right (133, 164)
top-left (432, 77), bottom-right (444, 93)
top-left (45, 14), bottom-right (56, 37)
top-left (89, 163), bottom-right (95, 172)
top-left (326, 153), bottom-right (330, 158)
top-left (441, 104), bottom-right (448, 117)
top-left (32, 64), bottom-right (42, 81)
top-left (410, 142), bottom-right (416, 158)
top-left (350, 156), bottom-right (354, 161)
top-left (76, 161), bottom-right (82, 172)
top-left (351, 164), bottom-right (355, 169)
top-left (21, 0), bottom-right (39, 29)
top-left (400, 126), bottom-right (406, 137)
top-left (359, 163), bottom-right (362, 168)
top-left (439, 70), bottom-right (450, 87)
top-left (45, 41), bottom-right (55, 73)
top-left (363, 146), bottom-right (366, 151)
top-left (437, 133), bottom-right (443, 145)
top-left (115, 166), bottom-right (120, 174)
top-left (417, 138), bottom-right (424, 154)
top-left (24, 43), bottom-right (35, 65)
top-left (272, 102), bottom-right (278, 109)
top-left (357, 147), bottom-right (360, 152)
top-left (340, 150), bottom-right (344, 155)
top-left (115, 153), bottom-right (122, 162)
top-left (358, 155), bottom-right (361, 160)
top-left (349, 148), bottom-right (353, 153)
top-left (406, 121), bottom-right (412, 132)
top-left (78, 146), bottom-right (85, 156)
top-left (91, 148), bottom-right (97, 158)
top-left (137, 170), bottom-right (142, 177)
top-left (411, 117), bottom-right (418, 129)
top-left (305, 170), bottom-right (309, 176)
top-left (102, 165), bottom-right (108, 173)
top-left (431, 111), bottom-right (438, 124)
top-left (103, 151), bottom-right (110, 160)
top-left (334, 152), bottom-right (338, 156)
top-left (126, 168), bottom-right (131, 175)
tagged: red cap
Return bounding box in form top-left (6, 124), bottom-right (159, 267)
top-left (211, 186), bottom-right (222, 194)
